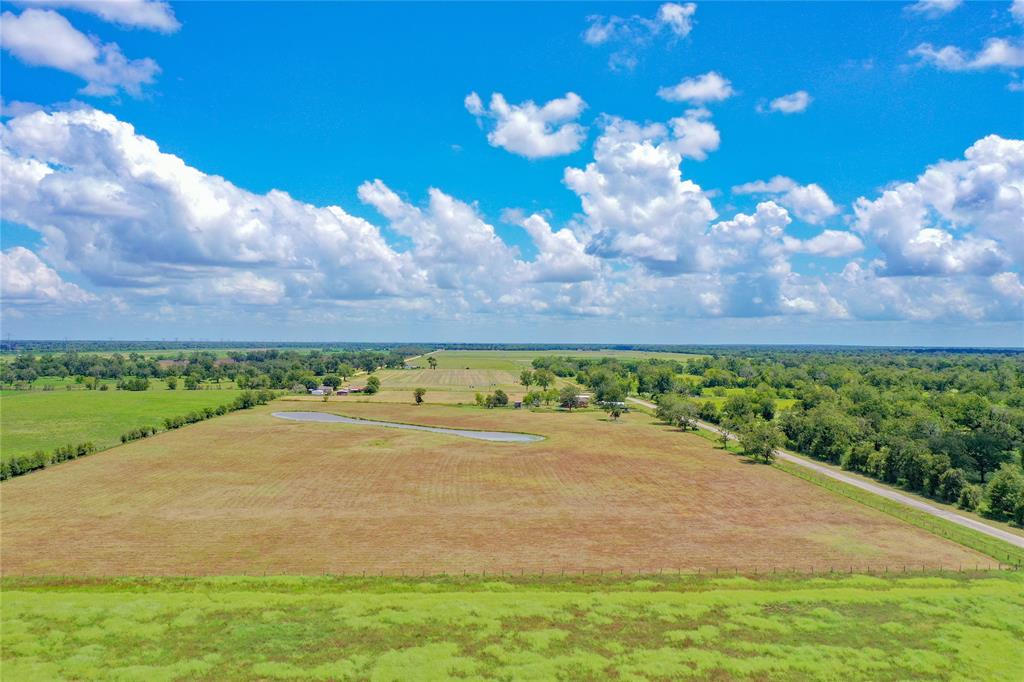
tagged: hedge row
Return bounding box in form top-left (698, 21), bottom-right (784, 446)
top-left (162, 389), bottom-right (276, 430)
top-left (0, 442), bottom-right (96, 480)
top-left (121, 426), bottom-right (158, 443)
top-left (1, 389), bottom-right (279, 482)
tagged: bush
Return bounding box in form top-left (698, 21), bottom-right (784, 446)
top-left (957, 484), bottom-right (982, 512)
top-left (937, 467), bottom-right (968, 503)
top-left (117, 376), bottom-right (150, 391)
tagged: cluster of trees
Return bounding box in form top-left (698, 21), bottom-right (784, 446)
top-left (475, 390), bottom-right (509, 408)
top-left (1, 442), bottom-right (97, 480)
top-left (518, 369), bottom-right (556, 390)
top-left (116, 376), bottom-right (150, 391)
top-left (675, 355), bottom-right (1022, 524)
top-left (530, 351), bottom-right (1023, 524)
top-left (523, 388), bottom-right (562, 407)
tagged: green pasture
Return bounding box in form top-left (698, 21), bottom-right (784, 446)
top-left (2, 572), bottom-right (1021, 681)
top-left (0, 388), bottom-right (244, 461)
top-left (695, 395), bottom-right (799, 411)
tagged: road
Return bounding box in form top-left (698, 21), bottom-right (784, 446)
top-left (626, 397), bottom-right (1024, 550)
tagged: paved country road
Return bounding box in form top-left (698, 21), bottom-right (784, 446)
top-left (626, 397), bottom-right (1024, 550)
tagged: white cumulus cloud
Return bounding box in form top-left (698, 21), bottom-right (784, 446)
top-left (1, 246), bottom-right (96, 304)
top-left (853, 135), bottom-right (1023, 276)
top-left (763, 90), bottom-right (812, 114)
top-left (0, 108), bottom-right (419, 304)
top-left (0, 8), bottom-right (159, 96)
top-left (911, 38), bottom-right (1024, 71)
top-left (583, 3), bottom-right (696, 71)
top-left (906, 0), bottom-right (962, 19)
top-left (657, 71), bottom-right (734, 104)
top-left (465, 91), bottom-right (587, 159)
top-left (564, 116), bottom-right (718, 273)
top-left (17, 0), bottom-right (179, 32)
top-left (732, 176), bottom-right (839, 224)
top-left (783, 230), bottom-right (864, 258)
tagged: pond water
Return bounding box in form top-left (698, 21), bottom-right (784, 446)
top-left (272, 411), bottom-right (545, 443)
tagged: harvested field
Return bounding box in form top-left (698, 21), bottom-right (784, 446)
top-left (0, 402), bottom-right (993, 576)
top-left (372, 368), bottom-right (522, 391)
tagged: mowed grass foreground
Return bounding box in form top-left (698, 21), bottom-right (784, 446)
top-left (0, 388), bottom-right (243, 462)
top-left (1, 402), bottom-right (993, 575)
top-left (2, 573), bottom-right (1022, 681)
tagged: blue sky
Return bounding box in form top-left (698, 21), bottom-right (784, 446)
top-left (1, 1), bottom-right (1022, 345)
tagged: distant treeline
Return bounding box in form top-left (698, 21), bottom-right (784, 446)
top-left (533, 351), bottom-right (1024, 526)
top-left (1, 348), bottom-right (411, 389)
top-left (4, 340), bottom-right (1020, 355)
top-left (1, 389), bottom-right (278, 481)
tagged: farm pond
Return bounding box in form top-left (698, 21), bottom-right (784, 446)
top-left (272, 411), bottom-right (545, 442)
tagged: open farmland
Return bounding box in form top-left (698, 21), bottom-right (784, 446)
top-left (421, 349), bottom-right (702, 370)
top-left (0, 401), bottom-right (995, 576)
top-left (2, 572), bottom-right (1021, 681)
top-left (0, 388), bottom-right (244, 462)
top-left (372, 368), bottom-right (522, 390)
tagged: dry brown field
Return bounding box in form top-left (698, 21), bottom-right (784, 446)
top-left (0, 401), bottom-right (991, 576)
top-left (372, 368), bottom-right (521, 390)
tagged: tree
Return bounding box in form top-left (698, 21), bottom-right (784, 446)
top-left (738, 418), bottom-right (783, 463)
top-left (542, 388), bottom-right (560, 405)
top-left (718, 417), bottom-right (735, 450)
top-left (365, 375), bottom-right (381, 395)
top-left (337, 364), bottom-right (355, 381)
top-left (323, 375), bottom-right (341, 389)
top-left (165, 376), bottom-right (177, 390)
top-left (321, 388), bottom-right (333, 402)
top-left (484, 390), bottom-right (508, 408)
top-left (428, 356), bottom-right (438, 370)
top-left (414, 387), bottom-right (426, 404)
top-left (184, 375), bottom-right (200, 390)
top-left (676, 401), bottom-right (699, 430)
top-left (117, 376), bottom-right (150, 391)
top-left (475, 392), bottom-right (486, 406)
top-left (524, 390), bottom-right (543, 407)
top-left (520, 370), bottom-right (534, 388)
top-left (605, 403), bottom-right (623, 421)
top-left (560, 384), bottom-right (581, 410)
top-left (963, 422), bottom-right (1014, 483)
top-left (981, 464), bottom-right (1024, 523)
top-left (937, 467), bottom-right (968, 504)
top-left (656, 394), bottom-right (699, 431)
top-left (534, 369), bottom-right (555, 390)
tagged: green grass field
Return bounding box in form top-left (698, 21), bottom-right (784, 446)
top-left (0, 388), bottom-right (244, 461)
top-left (421, 349), bottom-right (701, 370)
top-left (2, 572), bottom-right (1021, 681)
